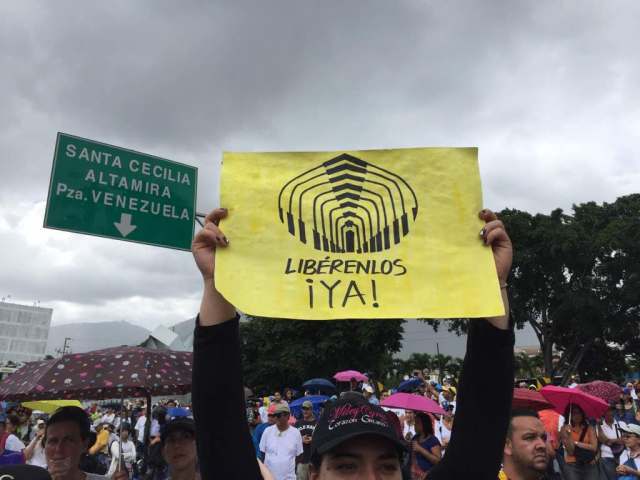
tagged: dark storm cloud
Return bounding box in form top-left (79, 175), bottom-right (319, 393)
top-left (1, 1), bottom-right (638, 325)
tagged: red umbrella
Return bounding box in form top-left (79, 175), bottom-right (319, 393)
top-left (0, 346), bottom-right (192, 401)
top-left (381, 393), bottom-right (446, 415)
top-left (576, 381), bottom-right (622, 404)
top-left (540, 385), bottom-right (609, 419)
top-left (512, 388), bottom-right (553, 411)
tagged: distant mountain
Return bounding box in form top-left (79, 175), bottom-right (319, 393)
top-left (46, 321), bottom-right (151, 355)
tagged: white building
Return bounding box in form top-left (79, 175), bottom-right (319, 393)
top-left (0, 302), bottom-right (52, 363)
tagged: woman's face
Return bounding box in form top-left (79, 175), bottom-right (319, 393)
top-left (572, 408), bottom-right (584, 424)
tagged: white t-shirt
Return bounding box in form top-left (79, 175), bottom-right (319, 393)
top-left (26, 440), bottom-right (47, 468)
top-left (435, 420), bottom-right (452, 453)
top-left (134, 415), bottom-right (147, 443)
top-left (402, 421), bottom-right (416, 441)
top-left (6, 434), bottom-right (25, 451)
top-left (599, 420), bottom-right (621, 459)
top-left (259, 425), bottom-right (303, 480)
top-left (259, 406), bottom-right (269, 424)
top-left (619, 450), bottom-right (640, 469)
top-left (101, 413), bottom-right (115, 425)
top-left (107, 439), bottom-right (137, 477)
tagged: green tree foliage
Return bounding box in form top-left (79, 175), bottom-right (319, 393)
top-left (514, 352), bottom-right (544, 380)
top-left (388, 353), bottom-right (464, 386)
top-left (423, 194), bottom-right (640, 383)
top-left (239, 316), bottom-right (405, 394)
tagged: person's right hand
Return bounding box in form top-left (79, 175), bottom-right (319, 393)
top-left (478, 209), bottom-right (512, 284)
top-left (192, 208), bottom-right (229, 282)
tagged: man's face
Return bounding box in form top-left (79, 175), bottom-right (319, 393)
top-left (45, 421), bottom-right (87, 471)
top-left (275, 412), bottom-right (290, 429)
top-left (504, 416), bottom-right (548, 474)
top-left (274, 392), bottom-right (282, 402)
top-left (163, 430), bottom-right (197, 472)
top-left (303, 407), bottom-right (313, 420)
top-left (623, 432), bottom-right (640, 450)
top-left (310, 434), bottom-right (402, 479)
top-left (604, 409), bottom-right (614, 423)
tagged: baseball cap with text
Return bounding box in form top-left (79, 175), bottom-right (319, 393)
top-left (310, 396), bottom-right (406, 460)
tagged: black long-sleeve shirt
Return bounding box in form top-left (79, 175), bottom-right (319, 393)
top-left (193, 316), bottom-right (513, 479)
top-left (429, 319), bottom-right (514, 480)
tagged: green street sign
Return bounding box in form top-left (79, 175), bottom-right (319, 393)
top-left (44, 133), bottom-right (198, 251)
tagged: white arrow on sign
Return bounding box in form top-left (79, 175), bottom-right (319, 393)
top-left (114, 213), bottom-right (137, 237)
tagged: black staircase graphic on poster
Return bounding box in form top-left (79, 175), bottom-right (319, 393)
top-left (277, 153), bottom-right (419, 253)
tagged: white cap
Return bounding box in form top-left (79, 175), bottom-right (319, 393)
top-left (362, 385), bottom-right (374, 394)
top-left (620, 422), bottom-right (640, 436)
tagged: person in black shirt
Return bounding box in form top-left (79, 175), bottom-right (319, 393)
top-left (191, 208), bottom-right (514, 479)
top-left (296, 401), bottom-right (318, 480)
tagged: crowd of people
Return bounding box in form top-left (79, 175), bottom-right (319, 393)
top-left (0, 207), bottom-right (636, 480)
top-left (0, 399), bottom-right (200, 480)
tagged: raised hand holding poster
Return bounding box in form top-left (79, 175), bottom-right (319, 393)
top-left (216, 147), bottom-right (504, 320)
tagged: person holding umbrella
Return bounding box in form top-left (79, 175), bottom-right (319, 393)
top-left (409, 412), bottom-right (441, 479)
top-left (106, 423), bottom-right (136, 479)
top-left (191, 207), bottom-right (514, 479)
top-left (559, 404), bottom-right (598, 480)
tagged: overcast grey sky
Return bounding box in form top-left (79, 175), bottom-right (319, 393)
top-left (1, 1), bottom-right (638, 331)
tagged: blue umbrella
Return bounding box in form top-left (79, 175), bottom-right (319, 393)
top-left (289, 395), bottom-right (329, 418)
top-left (397, 378), bottom-right (424, 393)
top-left (302, 378), bottom-right (336, 393)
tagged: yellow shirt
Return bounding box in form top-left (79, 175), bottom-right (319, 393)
top-left (89, 429), bottom-right (109, 455)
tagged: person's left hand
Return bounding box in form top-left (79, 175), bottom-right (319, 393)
top-left (479, 209), bottom-right (512, 284)
top-left (616, 464), bottom-right (633, 475)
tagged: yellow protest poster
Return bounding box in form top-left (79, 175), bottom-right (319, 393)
top-left (216, 147), bottom-right (504, 320)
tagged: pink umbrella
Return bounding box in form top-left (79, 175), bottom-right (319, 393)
top-left (334, 370), bottom-right (368, 382)
top-left (381, 392), bottom-right (446, 415)
top-left (540, 385), bottom-right (609, 419)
